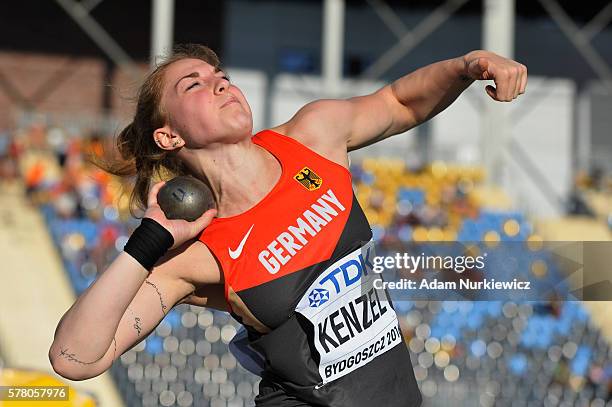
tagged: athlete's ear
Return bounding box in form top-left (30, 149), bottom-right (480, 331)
top-left (154, 126), bottom-right (184, 150)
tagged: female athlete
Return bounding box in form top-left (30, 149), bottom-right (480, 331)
top-left (50, 43), bottom-right (527, 406)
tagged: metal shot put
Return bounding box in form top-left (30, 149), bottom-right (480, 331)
top-left (157, 176), bottom-right (216, 222)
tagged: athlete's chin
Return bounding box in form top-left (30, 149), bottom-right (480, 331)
top-left (228, 115), bottom-right (253, 137)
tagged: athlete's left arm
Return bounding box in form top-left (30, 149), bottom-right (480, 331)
top-left (288, 50), bottom-right (527, 152)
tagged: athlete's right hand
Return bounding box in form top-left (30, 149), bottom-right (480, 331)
top-left (142, 181), bottom-right (217, 250)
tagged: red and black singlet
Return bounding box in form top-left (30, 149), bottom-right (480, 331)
top-left (199, 130), bottom-right (421, 406)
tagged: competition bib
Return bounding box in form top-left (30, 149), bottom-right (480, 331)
top-left (295, 241), bottom-right (402, 384)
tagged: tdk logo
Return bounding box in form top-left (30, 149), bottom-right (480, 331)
top-left (309, 288), bottom-right (330, 307)
top-left (318, 246), bottom-right (373, 295)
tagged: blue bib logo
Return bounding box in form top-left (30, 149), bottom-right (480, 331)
top-left (308, 288), bottom-right (330, 307)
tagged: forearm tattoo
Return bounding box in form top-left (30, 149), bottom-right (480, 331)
top-left (145, 280), bottom-right (168, 314)
top-left (127, 307), bottom-right (143, 336)
top-left (133, 317), bottom-right (142, 335)
top-left (58, 346), bottom-right (105, 365)
top-left (59, 336), bottom-right (118, 365)
top-left (58, 348), bottom-right (95, 365)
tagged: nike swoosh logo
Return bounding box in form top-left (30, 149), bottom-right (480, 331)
top-left (228, 224), bottom-right (254, 260)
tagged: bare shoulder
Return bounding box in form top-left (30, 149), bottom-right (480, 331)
top-left (271, 99), bottom-right (352, 169)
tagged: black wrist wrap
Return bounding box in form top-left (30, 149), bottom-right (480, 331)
top-left (124, 218), bottom-right (174, 271)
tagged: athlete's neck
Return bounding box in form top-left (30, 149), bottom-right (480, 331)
top-left (179, 134), bottom-right (282, 218)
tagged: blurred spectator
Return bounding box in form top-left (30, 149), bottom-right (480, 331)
top-left (0, 131), bottom-right (19, 182)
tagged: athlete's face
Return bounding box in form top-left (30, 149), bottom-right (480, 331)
top-left (159, 58), bottom-right (253, 147)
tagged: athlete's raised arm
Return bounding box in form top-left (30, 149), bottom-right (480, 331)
top-left (49, 182), bottom-right (220, 381)
top-left (281, 49), bottom-right (527, 152)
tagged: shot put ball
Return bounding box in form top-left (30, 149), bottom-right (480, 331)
top-left (157, 176), bottom-right (216, 221)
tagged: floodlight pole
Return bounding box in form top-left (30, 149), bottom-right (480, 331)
top-left (151, 0), bottom-right (175, 68)
top-left (481, 0), bottom-right (515, 186)
top-left (322, 0), bottom-right (345, 97)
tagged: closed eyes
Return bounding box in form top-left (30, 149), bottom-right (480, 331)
top-left (185, 76), bottom-right (230, 92)
top-left (186, 81), bottom-right (200, 91)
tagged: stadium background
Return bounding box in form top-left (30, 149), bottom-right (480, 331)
top-left (0, 0), bottom-right (611, 406)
